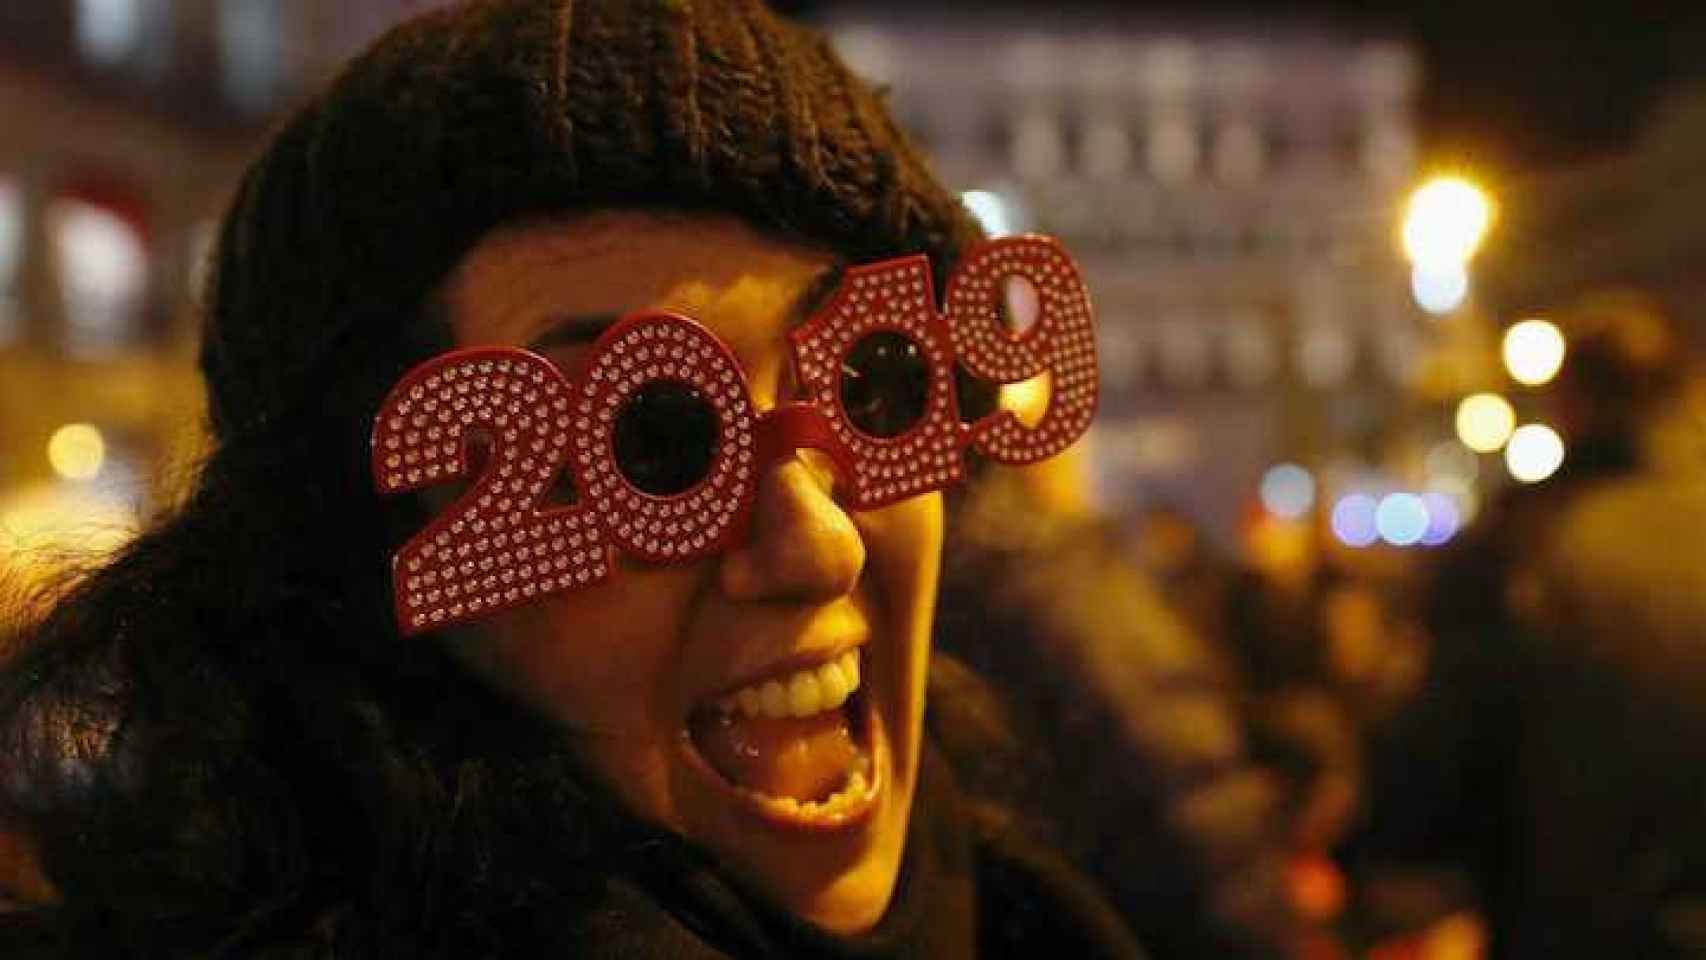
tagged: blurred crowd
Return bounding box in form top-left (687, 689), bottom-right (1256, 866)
top-left (934, 290), bottom-right (1706, 958)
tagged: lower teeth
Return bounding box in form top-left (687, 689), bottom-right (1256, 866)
top-left (744, 754), bottom-right (873, 818)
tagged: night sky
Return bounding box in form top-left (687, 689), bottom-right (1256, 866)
top-left (780, 0), bottom-right (1706, 172)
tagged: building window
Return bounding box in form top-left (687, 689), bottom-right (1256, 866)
top-left (829, 26), bottom-right (895, 84)
top-left (1296, 321), bottom-right (1355, 388)
top-left (75, 0), bottom-right (142, 66)
top-left (74, 0), bottom-right (171, 79)
top-left (49, 185), bottom-right (150, 358)
top-left (1012, 110), bottom-right (1066, 180)
top-left (220, 0), bottom-right (284, 112)
top-left (0, 179), bottom-right (22, 345)
top-left (1148, 114), bottom-right (1198, 183)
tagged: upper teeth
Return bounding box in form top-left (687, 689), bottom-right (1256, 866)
top-left (721, 649), bottom-right (861, 720)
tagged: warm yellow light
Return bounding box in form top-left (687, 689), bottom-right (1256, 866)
top-left (1502, 318), bottom-right (1566, 386)
top-left (0, 483), bottom-right (137, 589)
top-left (47, 423), bottom-right (105, 480)
top-left (1455, 393), bottom-right (1515, 453)
top-left (1505, 423), bottom-right (1565, 483)
top-left (1401, 176), bottom-right (1493, 268)
top-left (999, 372), bottom-right (1050, 428)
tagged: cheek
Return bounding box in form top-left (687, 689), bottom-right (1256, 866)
top-left (447, 570), bottom-right (699, 738)
top-left (855, 493), bottom-right (943, 642)
top-left (853, 491), bottom-right (948, 695)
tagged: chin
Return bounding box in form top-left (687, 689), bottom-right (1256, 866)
top-left (665, 637), bottom-right (926, 934)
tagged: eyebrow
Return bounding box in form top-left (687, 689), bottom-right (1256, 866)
top-left (522, 262), bottom-right (850, 353)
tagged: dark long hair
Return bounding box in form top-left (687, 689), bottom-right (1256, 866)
top-left (0, 331), bottom-right (654, 955)
top-left (0, 2), bottom-right (981, 953)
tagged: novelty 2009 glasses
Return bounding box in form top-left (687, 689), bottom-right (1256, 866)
top-left (374, 235), bottom-right (1098, 635)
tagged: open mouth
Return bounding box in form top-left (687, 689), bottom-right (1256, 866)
top-left (684, 647), bottom-right (880, 829)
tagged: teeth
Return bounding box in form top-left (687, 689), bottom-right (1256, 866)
top-left (742, 756), bottom-right (877, 820)
top-left (726, 649), bottom-right (862, 720)
top-left (736, 688), bottom-right (762, 717)
top-left (760, 681), bottom-right (788, 718)
top-left (817, 660), bottom-right (849, 707)
top-left (788, 672), bottom-right (823, 716)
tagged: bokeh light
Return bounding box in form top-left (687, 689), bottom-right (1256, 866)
top-left (1425, 440), bottom-right (1479, 484)
top-left (47, 423), bottom-right (106, 480)
top-left (50, 196), bottom-right (149, 357)
top-left (1455, 393), bottom-right (1516, 453)
top-left (1420, 491), bottom-right (1462, 545)
top-left (1260, 463), bottom-right (1316, 519)
top-left (1401, 176), bottom-right (1492, 268)
top-left (1331, 493), bottom-right (1379, 548)
top-left (1429, 475), bottom-right (1481, 527)
top-left (1502, 318), bottom-right (1566, 386)
top-left (961, 189), bottom-right (1014, 237)
top-left (1505, 423), bottom-right (1565, 483)
top-left (1376, 492), bottom-right (1429, 546)
top-left (1410, 261), bottom-right (1469, 315)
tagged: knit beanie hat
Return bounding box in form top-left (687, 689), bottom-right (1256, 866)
top-left (200, 0), bottom-right (981, 442)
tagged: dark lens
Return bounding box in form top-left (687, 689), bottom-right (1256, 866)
top-left (840, 330), bottom-right (931, 439)
top-left (614, 381), bottom-right (718, 496)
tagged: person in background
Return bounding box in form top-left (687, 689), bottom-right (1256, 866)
top-left (1344, 289), bottom-right (1706, 957)
top-left (931, 402), bottom-right (1302, 957)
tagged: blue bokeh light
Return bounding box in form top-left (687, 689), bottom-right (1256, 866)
top-left (1420, 492), bottom-right (1462, 546)
top-left (1260, 463), bottom-right (1316, 519)
top-left (1331, 493), bottom-right (1379, 548)
top-left (1376, 492), bottom-right (1430, 547)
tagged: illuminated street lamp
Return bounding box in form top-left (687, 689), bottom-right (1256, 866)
top-left (1401, 176), bottom-right (1493, 316)
top-left (1402, 176), bottom-right (1493, 269)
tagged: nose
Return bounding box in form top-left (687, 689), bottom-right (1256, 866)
top-left (719, 455), bottom-right (865, 603)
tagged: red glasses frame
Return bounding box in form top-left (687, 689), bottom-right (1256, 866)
top-left (374, 234), bottom-right (1098, 635)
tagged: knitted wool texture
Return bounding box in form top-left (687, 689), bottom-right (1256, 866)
top-left (200, 0), bottom-right (980, 441)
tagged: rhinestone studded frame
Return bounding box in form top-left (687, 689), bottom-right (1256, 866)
top-left (944, 235), bottom-right (1099, 465)
top-left (374, 235), bottom-right (1099, 636)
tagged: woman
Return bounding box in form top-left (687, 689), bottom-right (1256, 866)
top-left (0, 1), bottom-right (1139, 956)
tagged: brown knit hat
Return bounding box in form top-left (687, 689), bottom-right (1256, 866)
top-left (201, 0), bottom-right (980, 441)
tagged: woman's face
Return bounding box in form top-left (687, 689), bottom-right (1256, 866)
top-left (437, 212), bottom-right (941, 934)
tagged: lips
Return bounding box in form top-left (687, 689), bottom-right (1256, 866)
top-left (685, 647), bottom-right (879, 828)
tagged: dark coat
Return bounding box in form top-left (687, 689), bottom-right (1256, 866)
top-left (0, 648), bottom-right (1144, 959)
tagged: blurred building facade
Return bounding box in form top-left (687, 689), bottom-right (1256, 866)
top-left (0, 2), bottom-right (1434, 562)
top-left (822, 9), bottom-right (1425, 544)
top-left (0, 0), bottom-right (442, 568)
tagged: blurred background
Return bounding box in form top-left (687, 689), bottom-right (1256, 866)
top-left (3, 1), bottom-right (1706, 955)
top-left (2, 0), bottom-right (1701, 568)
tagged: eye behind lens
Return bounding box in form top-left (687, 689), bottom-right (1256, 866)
top-left (613, 380), bottom-right (719, 496)
top-left (840, 329), bottom-right (931, 440)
